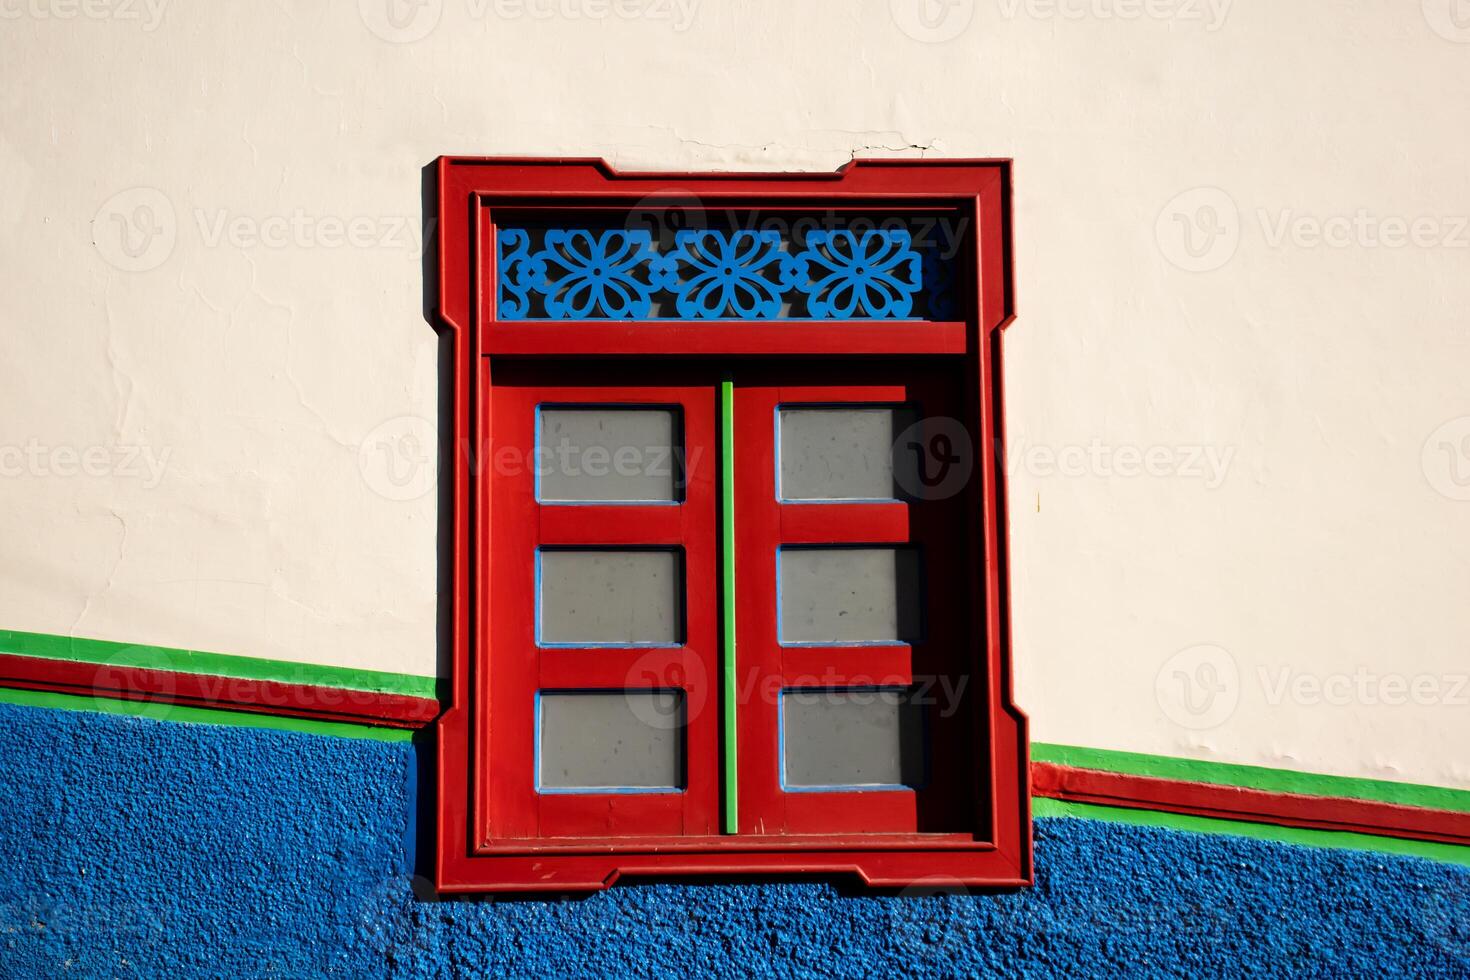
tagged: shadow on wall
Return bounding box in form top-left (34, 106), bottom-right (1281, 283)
top-left (419, 161), bottom-right (451, 690)
top-left (413, 161), bottom-right (448, 892)
top-left (1, 700), bottom-right (1467, 976)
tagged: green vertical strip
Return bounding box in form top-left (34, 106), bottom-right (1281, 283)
top-left (720, 378), bottom-right (739, 834)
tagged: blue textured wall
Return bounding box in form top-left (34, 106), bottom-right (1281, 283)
top-left (0, 701), bottom-right (1466, 978)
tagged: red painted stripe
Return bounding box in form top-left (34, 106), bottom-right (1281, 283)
top-left (1033, 762), bottom-right (1470, 848)
top-left (0, 653), bottom-right (438, 729)
top-left (2, 646), bottom-right (1465, 852)
top-left (483, 321), bottom-right (968, 356)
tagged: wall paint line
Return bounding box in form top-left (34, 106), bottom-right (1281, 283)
top-left (2, 680), bottom-right (1466, 864)
top-left (0, 628), bottom-right (439, 699)
top-left (1032, 742), bottom-right (1470, 815)
top-left (1033, 797), bottom-right (1470, 868)
top-left (4, 631), bottom-right (1467, 832)
top-left (0, 687), bottom-right (413, 742)
top-left (1034, 762), bottom-right (1470, 850)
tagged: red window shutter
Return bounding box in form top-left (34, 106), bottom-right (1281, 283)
top-left (433, 158), bottom-right (1029, 892)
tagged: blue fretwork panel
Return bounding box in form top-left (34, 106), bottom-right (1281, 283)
top-left (497, 218), bottom-right (960, 320)
top-left (654, 230), bottom-right (786, 319)
top-left (781, 229), bottom-right (923, 319)
top-left (499, 229), bottom-right (660, 319)
top-left (921, 244), bottom-right (957, 321)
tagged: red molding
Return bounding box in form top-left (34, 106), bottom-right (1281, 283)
top-left (0, 653), bottom-right (438, 729)
top-left (1033, 762), bottom-right (1470, 848)
top-left (483, 320), bottom-right (969, 355)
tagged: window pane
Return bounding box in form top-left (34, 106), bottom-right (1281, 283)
top-left (539, 549), bottom-right (683, 646)
top-left (539, 691), bottom-right (685, 791)
top-left (778, 406), bottom-right (919, 501)
top-left (539, 407), bottom-right (680, 502)
top-left (778, 547), bottom-right (922, 644)
top-left (782, 689), bottom-right (924, 789)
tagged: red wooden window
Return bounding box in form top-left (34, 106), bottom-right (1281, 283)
top-left (487, 370), bottom-right (722, 839)
top-left (733, 366), bottom-right (978, 838)
top-left (434, 158), bottom-right (1029, 892)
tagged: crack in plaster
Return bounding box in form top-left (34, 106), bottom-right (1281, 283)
top-left (71, 508), bottom-right (128, 632)
top-left (100, 292), bottom-right (137, 444)
top-left (238, 254), bottom-right (355, 451)
top-left (625, 127), bottom-right (939, 170)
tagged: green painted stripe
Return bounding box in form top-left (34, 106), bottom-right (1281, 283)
top-left (720, 379), bottom-right (738, 834)
top-left (0, 686), bottom-right (414, 742)
top-left (1033, 797), bottom-right (1470, 867)
top-left (0, 629), bottom-right (439, 700)
top-left (1033, 742), bottom-right (1470, 815)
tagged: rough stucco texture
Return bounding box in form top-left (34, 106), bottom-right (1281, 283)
top-left (0, 701), bottom-right (1466, 978)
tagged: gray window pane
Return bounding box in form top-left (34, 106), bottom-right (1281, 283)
top-left (539, 691), bottom-right (684, 791)
top-left (778, 547), bottom-right (922, 644)
top-left (778, 406), bottom-right (919, 501)
top-left (782, 689), bottom-right (924, 789)
top-left (539, 549), bottom-right (683, 645)
top-left (539, 407), bottom-right (681, 502)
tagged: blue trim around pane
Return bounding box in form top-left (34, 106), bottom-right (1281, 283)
top-left (777, 686), bottom-right (929, 793)
top-left (533, 402), bottom-right (686, 506)
top-left (774, 544), bottom-right (928, 648)
top-left (534, 689), bottom-right (687, 795)
top-left (534, 547), bottom-right (687, 649)
top-left (773, 401), bottom-right (920, 505)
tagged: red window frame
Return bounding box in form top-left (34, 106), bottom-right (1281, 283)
top-left (434, 157), bottom-right (1029, 892)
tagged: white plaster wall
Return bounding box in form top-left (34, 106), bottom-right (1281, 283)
top-left (1, 0), bottom-right (1467, 789)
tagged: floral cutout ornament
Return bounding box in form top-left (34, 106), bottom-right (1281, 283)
top-left (653, 230), bottom-right (786, 319)
top-left (780, 229), bottom-right (923, 319)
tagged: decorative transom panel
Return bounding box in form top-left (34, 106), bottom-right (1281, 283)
top-left (496, 216), bottom-right (963, 321)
